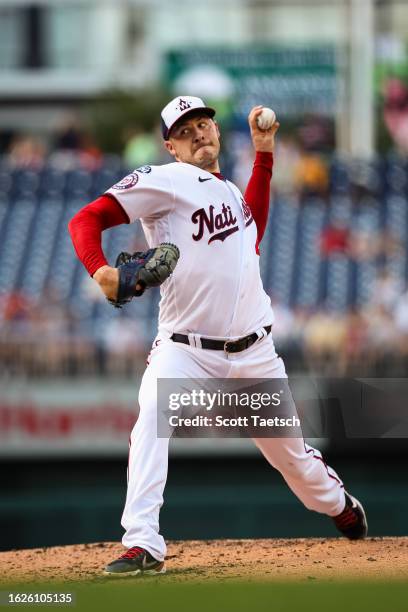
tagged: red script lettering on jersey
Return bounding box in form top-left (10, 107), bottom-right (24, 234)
top-left (241, 197), bottom-right (254, 227)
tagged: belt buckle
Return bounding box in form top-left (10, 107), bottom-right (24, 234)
top-left (224, 340), bottom-right (237, 353)
top-left (224, 339), bottom-right (242, 353)
top-left (225, 331), bottom-right (262, 354)
top-left (224, 340), bottom-right (232, 353)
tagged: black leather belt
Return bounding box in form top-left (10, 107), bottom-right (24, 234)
top-left (171, 325), bottom-right (272, 354)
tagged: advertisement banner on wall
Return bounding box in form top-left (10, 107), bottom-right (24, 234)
top-left (0, 380), bottom-right (138, 457)
top-left (165, 46), bottom-right (338, 120)
top-left (0, 380), bottom-right (259, 457)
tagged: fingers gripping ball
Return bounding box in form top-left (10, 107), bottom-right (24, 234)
top-left (256, 107), bottom-right (276, 131)
top-left (108, 243), bottom-right (180, 308)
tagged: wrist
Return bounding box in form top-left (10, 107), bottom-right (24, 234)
top-left (93, 265), bottom-right (114, 284)
top-left (93, 266), bottom-right (119, 301)
top-left (254, 142), bottom-right (274, 152)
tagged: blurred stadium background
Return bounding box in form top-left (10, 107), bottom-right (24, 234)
top-left (1, 0), bottom-right (408, 552)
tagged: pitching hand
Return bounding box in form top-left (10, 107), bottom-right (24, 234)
top-left (248, 106), bottom-right (280, 153)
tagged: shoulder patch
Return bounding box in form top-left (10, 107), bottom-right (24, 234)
top-left (113, 172), bottom-right (139, 190)
top-left (136, 165), bottom-right (152, 174)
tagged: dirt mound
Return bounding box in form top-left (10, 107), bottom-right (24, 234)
top-left (1, 538), bottom-right (408, 583)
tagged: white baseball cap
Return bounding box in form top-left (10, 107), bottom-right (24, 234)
top-left (161, 96), bottom-right (216, 140)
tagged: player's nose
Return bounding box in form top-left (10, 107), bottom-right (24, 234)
top-left (192, 127), bottom-right (206, 142)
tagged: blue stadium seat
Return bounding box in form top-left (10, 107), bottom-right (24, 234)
top-left (40, 167), bottom-right (66, 196)
top-left (0, 196), bottom-right (37, 292)
top-left (294, 198), bottom-right (326, 308)
top-left (0, 169), bottom-right (12, 197)
top-left (64, 170), bottom-right (93, 197)
top-left (330, 156), bottom-right (352, 194)
top-left (267, 196), bottom-right (299, 306)
top-left (18, 197), bottom-right (65, 297)
top-left (324, 255), bottom-right (350, 312)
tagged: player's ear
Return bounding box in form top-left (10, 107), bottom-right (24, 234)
top-left (164, 139), bottom-right (181, 162)
top-left (213, 120), bottom-right (220, 140)
top-left (164, 140), bottom-right (177, 158)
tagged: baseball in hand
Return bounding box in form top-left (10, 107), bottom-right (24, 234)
top-left (256, 107), bottom-right (276, 131)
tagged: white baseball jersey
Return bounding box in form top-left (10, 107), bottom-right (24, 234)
top-left (107, 163), bottom-right (274, 339)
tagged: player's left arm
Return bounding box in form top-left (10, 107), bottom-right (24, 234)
top-left (244, 106), bottom-right (280, 248)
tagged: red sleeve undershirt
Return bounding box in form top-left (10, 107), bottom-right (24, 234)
top-left (68, 151), bottom-right (273, 276)
top-left (68, 194), bottom-right (128, 276)
top-left (244, 151), bottom-right (273, 251)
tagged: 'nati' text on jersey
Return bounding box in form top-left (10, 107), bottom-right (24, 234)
top-left (191, 203), bottom-right (238, 243)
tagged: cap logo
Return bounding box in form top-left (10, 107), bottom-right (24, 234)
top-left (176, 98), bottom-right (192, 111)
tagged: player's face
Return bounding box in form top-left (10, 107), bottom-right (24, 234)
top-left (165, 114), bottom-right (221, 171)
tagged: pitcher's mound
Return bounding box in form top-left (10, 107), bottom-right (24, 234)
top-left (1, 538), bottom-right (408, 583)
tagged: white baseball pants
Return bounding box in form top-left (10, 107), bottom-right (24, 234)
top-left (121, 334), bottom-right (345, 561)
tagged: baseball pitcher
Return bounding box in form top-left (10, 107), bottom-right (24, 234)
top-left (68, 96), bottom-right (367, 576)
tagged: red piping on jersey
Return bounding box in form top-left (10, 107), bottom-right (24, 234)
top-left (304, 443), bottom-right (344, 487)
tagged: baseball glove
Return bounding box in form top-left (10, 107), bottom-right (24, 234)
top-left (107, 242), bottom-right (180, 308)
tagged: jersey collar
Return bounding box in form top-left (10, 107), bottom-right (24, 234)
top-left (211, 172), bottom-right (226, 181)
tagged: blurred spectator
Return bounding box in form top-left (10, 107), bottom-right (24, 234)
top-left (271, 136), bottom-right (301, 195)
top-left (350, 161), bottom-right (380, 202)
top-left (320, 219), bottom-right (350, 257)
top-left (348, 227), bottom-right (402, 262)
top-left (348, 227), bottom-right (378, 261)
top-left (297, 115), bottom-right (334, 153)
top-left (50, 113), bottom-right (102, 171)
top-left (78, 132), bottom-right (103, 171)
top-left (0, 129), bottom-right (16, 155)
top-left (320, 220), bottom-right (402, 263)
top-left (230, 134), bottom-right (254, 192)
top-left (364, 304), bottom-right (399, 375)
top-left (270, 300), bottom-right (307, 371)
top-left (6, 134), bottom-right (46, 169)
top-left (1, 291), bottom-right (33, 323)
top-left (100, 317), bottom-right (149, 376)
top-left (383, 78), bottom-right (408, 155)
top-left (54, 113), bottom-right (83, 151)
top-left (303, 310), bottom-right (347, 374)
top-left (368, 268), bottom-right (402, 313)
top-left (339, 309), bottom-right (368, 375)
top-left (294, 148), bottom-right (329, 203)
top-left (269, 299), bottom-right (296, 345)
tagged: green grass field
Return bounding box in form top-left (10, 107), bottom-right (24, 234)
top-left (2, 580), bottom-right (407, 612)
